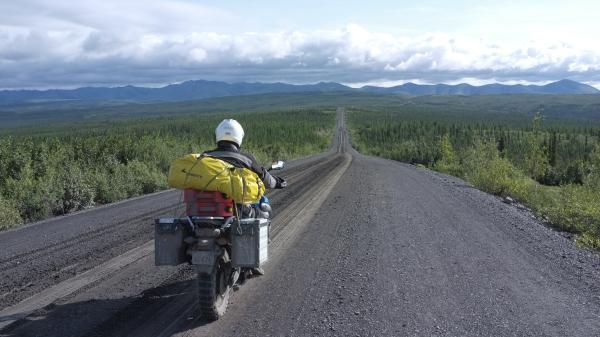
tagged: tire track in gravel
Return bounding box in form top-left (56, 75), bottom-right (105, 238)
top-left (0, 199), bottom-right (182, 309)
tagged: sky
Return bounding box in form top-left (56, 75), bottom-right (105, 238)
top-left (1, 0), bottom-right (600, 89)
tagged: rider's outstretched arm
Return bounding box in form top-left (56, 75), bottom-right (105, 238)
top-left (242, 152), bottom-right (283, 189)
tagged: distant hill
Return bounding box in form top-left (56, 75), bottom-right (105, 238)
top-left (0, 81), bottom-right (351, 105)
top-left (0, 79), bottom-right (597, 105)
top-left (359, 79), bottom-right (599, 95)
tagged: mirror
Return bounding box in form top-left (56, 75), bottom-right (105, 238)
top-left (269, 160), bottom-right (285, 171)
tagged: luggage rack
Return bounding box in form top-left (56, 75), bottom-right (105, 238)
top-left (155, 216), bottom-right (231, 230)
top-left (188, 216), bottom-right (226, 221)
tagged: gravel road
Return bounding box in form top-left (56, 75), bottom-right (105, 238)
top-left (1, 109), bottom-right (599, 337)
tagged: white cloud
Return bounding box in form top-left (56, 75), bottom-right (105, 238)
top-left (0, 1), bottom-right (600, 89)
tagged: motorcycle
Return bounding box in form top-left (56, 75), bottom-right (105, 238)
top-left (154, 161), bottom-right (284, 321)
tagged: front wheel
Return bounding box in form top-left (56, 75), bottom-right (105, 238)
top-left (197, 253), bottom-right (232, 321)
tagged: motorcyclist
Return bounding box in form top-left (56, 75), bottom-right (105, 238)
top-left (203, 119), bottom-right (285, 276)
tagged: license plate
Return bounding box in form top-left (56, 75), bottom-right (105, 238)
top-left (191, 251), bottom-right (214, 266)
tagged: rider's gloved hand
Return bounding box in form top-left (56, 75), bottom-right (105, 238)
top-left (275, 176), bottom-right (287, 189)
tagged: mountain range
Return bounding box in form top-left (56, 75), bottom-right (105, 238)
top-left (0, 79), bottom-right (597, 105)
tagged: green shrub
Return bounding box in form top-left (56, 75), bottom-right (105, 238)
top-left (543, 184), bottom-right (600, 235)
top-left (3, 166), bottom-right (61, 222)
top-left (585, 144), bottom-right (600, 189)
top-left (125, 160), bottom-right (168, 195)
top-left (92, 169), bottom-right (128, 204)
top-left (522, 112), bottom-right (549, 181)
top-left (576, 232), bottom-right (600, 251)
top-left (55, 164), bottom-right (95, 215)
top-left (434, 134), bottom-right (462, 176)
top-left (461, 141), bottom-right (533, 201)
top-left (0, 195), bottom-right (22, 230)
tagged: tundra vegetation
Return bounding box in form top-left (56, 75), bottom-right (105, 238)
top-left (348, 108), bottom-right (600, 250)
top-left (0, 109), bottom-right (335, 229)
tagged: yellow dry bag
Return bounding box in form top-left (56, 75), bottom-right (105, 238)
top-left (167, 154), bottom-right (265, 204)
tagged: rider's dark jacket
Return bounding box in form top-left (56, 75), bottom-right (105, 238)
top-left (202, 141), bottom-right (278, 189)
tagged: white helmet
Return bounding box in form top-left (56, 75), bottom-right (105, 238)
top-left (215, 119), bottom-right (245, 146)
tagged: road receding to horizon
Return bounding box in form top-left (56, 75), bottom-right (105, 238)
top-left (1, 109), bottom-right (599, 337)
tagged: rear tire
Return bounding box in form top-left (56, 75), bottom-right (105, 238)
top-left (197, 254), bottom-right (231, 321)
